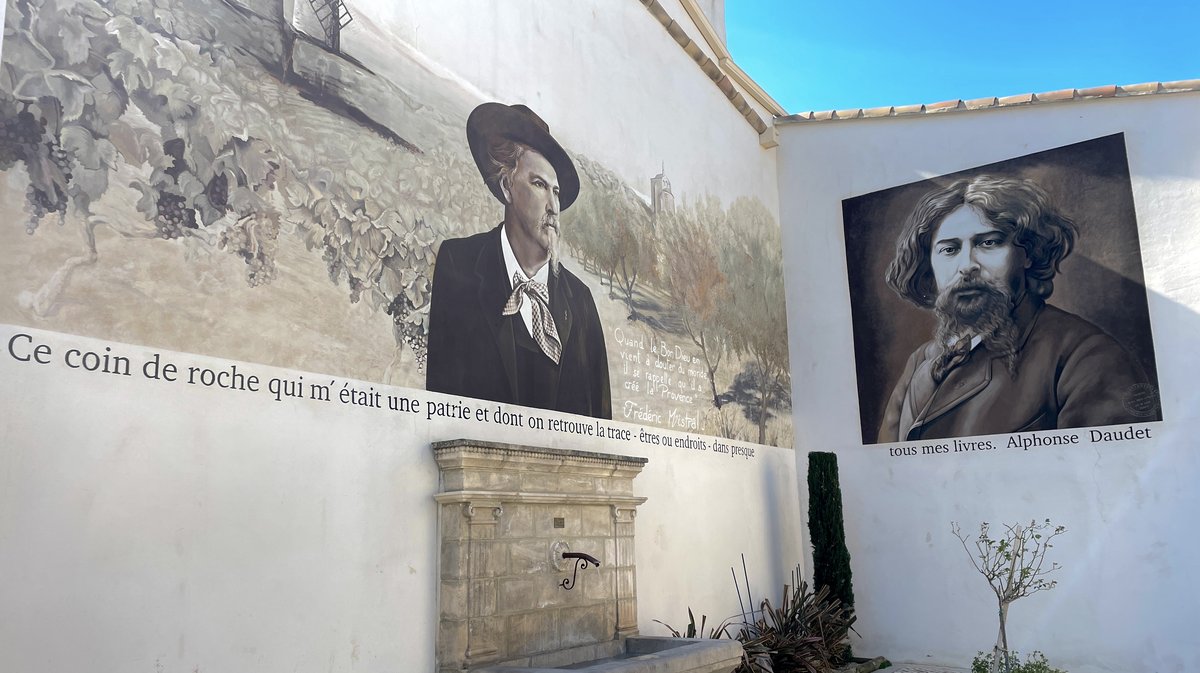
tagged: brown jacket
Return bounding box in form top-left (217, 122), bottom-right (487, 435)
top-left (879, 299), bottom-right (1157, 442)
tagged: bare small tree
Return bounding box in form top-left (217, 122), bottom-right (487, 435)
top-left (951, 519), bottom-right (1067, 673)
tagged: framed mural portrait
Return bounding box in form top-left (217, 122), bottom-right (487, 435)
top-left (842, 133), bottom-right (1162, 445)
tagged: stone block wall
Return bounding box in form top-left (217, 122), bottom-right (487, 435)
top-left (434, 441), bottom-right (648, 671)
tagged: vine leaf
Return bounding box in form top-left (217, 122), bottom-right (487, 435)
top-left (227, 186), bottom-right (269, 217)
top-left (106, 16), bottom-right (157, 67)
top-left (89, 72), bottom-right (130, 120)
top-left (150, 36), bottom-right (186, 76)
top-left (3, 31), bottom-right (56, 73)
top-left (153, 80), bottom-right (197, 119)
top-left (70, 165), bottom-right (109, 210)
top-left (17, 71), bottom-right (93, 121)
top-left (61, 125), bottom-right (116, 170)
top-left (105, 49), bottom-right (153, 90)
top-left (58, 13), bottom-right (96, 65)
top-left (131, 180), bottom-right (158, 218)
top-left (229, 138), bottom-right (276, 186)
top-left (176, 171), bottom-right (205, 201)
top-left (107, 121), bottom-right (158, 165)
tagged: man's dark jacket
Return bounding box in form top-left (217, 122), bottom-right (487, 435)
top-left (426, 224), bottom-right (612, 419)
top-left (879, 298), bottom-right (1157, 442)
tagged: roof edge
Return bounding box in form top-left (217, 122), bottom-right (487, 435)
top-left (674, 0), bottom-right (788, 117)
top-left (777, 79), bottom-right (1200, 125)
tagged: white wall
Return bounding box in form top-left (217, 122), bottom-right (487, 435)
top-left (0, 328), bottom-right (801, 672)
top-left (0, 2), bottom-right (799, 672)
top-left (348, 0), bottom-right (777, 215)
top-left (778, 93), bottom-right (1200, 673)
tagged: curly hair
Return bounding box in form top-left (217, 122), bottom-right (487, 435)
top-left (884, 176), bottom-right (1078, 308)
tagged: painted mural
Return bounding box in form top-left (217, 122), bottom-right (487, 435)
top-left (842, 134), bottom-right (1161, 445)
top-left (0, 0), bottom-right (793, 446)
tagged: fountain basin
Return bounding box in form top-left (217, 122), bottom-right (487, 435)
top-left (479, 636), bottom-right (744, 673)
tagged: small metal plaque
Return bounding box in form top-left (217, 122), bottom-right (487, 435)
top-left (553, 517), bottom-right (565, 529)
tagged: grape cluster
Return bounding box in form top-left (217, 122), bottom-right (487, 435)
top-left (207, 173), bottom-right (229, 211)
top-left (218, 216), bottom-right (279, 287)
top-left (155, 192), bottom-right (196, 239)
top-left (25, 183), bottom-right (68, 234)
top-left (243, 250), bottom-right (277, 287)
top-left (0, 110), bottom-right (43, 170)
top-left (151, 139), bottom-right (199, 237)
top-left (322, 242), bottom-right (343, 283)
top-left (348, 275), bottom-right (364, 303)
top-left (387, 294), bottom-right (428, 372)
top-left (4, 110), bottom-right (73, 233)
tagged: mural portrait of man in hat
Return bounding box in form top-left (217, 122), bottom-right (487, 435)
top-left (425, 102), bottom-right (611, 419)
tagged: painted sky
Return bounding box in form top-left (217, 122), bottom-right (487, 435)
top-left (726, 0), bottom-right (1200, 114)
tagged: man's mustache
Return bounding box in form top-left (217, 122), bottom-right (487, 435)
top-left (943, 271), bottom-right (1002, 297)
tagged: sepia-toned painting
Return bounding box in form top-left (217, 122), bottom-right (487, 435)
top-left (843, 134), bottom-right (1161, 445)
top-left (0, 0), bottom-right (793, 446)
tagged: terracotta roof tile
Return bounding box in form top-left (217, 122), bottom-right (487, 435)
top-left (1033, 88), bottom-right (1076, 102)
top-left (963, 96), bottom-right (999, 110)
top-left (664, 19), bottom-right (690, 46)
top-left (1077, 84), bottom-right (1119, 98)
top-left (715, 75), bottom-right (736, 97)
top-left (1163, 78), bottom-right (1200, 91)
top-left (926, 99), bottom-right (962, 112)
top-left (776, 79), bottom-right (1199, 125)
top-left (997, 93), bottom-right (1035, 105)
top-left (647, 2), bottom-right (671, 25)
top-left (1120, 82), bottom-right (1161, 95)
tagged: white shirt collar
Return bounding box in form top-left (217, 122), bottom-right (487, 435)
top-left (500, 223), bottom-right (550, 287)
top-left (946, 334), bottom-right (984, 351)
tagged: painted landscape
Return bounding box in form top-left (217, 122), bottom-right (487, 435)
top-left (0, 0), bottom-right (792, 446)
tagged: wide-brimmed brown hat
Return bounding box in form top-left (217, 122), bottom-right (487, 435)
top-left (467, 102), bottom-right (580, 211)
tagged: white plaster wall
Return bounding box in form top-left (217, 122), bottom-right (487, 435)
top-left (778, 93), bottom-right (1200, 673)
top-left (343, 0), bottom-right (777, 216)
top-left (0, 328), bottom-right (801, 672)
top-left (0, 3), bottom-right (798, 672)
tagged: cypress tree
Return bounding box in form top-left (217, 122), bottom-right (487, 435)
top-left (808, 451), bottom-right (855, 613)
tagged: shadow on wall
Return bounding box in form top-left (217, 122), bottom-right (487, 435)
top-left (836, 280), bottom-right (1196, 671)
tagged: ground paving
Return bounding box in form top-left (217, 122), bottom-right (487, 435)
top-left (886, 664), bottom-right (970, 673)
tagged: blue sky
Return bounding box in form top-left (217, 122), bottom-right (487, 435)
top-left (725, 0), bottom-right (1200, 114)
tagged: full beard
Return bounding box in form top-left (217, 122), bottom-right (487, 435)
top-left (932, 273), bottom-right (1020, 376)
